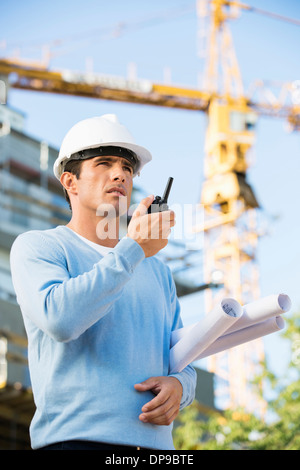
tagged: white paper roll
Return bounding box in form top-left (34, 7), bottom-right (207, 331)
top-left (171, 293), bottom-right (291, 347)
top-left (169, 298), bottom-right (242, 374)
top-left (225, 294), bottom-right (291, 335)
top-left (171, 323), bottom-right (194, 347)
top-left (194, 316), bottom-right (285, 361)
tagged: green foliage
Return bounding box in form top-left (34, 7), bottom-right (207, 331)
top-left (173, 312), bottom-right (300, 450)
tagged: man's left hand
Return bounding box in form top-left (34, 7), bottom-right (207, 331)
top-left (134, 376), bottom-right (183, 426)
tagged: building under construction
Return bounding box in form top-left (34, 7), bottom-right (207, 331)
top-left (0, 0), bottom-right (299, 450)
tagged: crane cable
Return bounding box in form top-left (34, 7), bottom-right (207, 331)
top-left (223, 0), bottom-right (300, 27)
top-left (3, 1), bottom-right (300, 54)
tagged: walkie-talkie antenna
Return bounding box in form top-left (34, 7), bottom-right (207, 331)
top-left (162, 177), bottom-right (174, 204)
top-left (147, 176), bottom-right (174, 213)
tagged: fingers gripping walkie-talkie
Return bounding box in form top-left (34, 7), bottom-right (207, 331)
top-left (148, 177), bottom-right (174, 214)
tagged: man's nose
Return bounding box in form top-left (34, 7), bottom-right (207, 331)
top-left (111, 164), bottom-right (126, 182)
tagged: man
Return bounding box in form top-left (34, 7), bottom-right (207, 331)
top-left (10, 114), bottom-right (196, 451)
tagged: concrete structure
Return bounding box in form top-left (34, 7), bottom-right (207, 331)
top-left (0, 105), bottom-right (69, 449)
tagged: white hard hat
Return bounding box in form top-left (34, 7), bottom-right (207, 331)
top-left (53, 113), bottom-right (152, 179)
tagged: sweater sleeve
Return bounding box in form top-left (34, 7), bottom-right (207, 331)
top-left (167, 270), bottom-right (197, 410)
top-left (10, 231), bottom-right (145, 343)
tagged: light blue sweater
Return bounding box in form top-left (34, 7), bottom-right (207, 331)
top-left (10, 226), bottom-right (196, 450)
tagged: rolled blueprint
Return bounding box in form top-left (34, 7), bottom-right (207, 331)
top-left (225, 293), bottom-right (291, 335)
top-left (171, 293), bottom-right (291, 347)
top-left (171, 323), bottom-right (194, 347)
top-left (193, 316), bottom-right (285, 361)
top-left (169, 298), bottom-right (242, 374)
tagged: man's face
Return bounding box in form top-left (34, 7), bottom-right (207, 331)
top-left (69, 155), bottom-right (134, 216)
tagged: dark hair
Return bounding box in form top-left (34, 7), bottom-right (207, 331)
top-left (63, 159), bottom-right (83, 210)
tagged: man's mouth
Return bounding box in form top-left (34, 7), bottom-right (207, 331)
top-left (106, 186), bottom-right (126, 197)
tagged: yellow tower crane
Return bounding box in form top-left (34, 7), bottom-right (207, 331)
top-left (196, 0), bottom-right (298, 413)
top-left (197, 0), bottom-right (264, 412)
top-left (0, 0), bottom-right (300, 414)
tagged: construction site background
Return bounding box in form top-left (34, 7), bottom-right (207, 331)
top-left (0, 0), bottom-right (300, 450)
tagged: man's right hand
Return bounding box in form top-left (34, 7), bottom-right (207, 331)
top-left (127, 195), bottom-right (175, 258)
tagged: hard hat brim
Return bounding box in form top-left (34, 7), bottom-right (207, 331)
top-left (54, 141), bottom-right (152, 179)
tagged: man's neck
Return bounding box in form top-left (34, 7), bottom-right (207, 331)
top-left (67, 212), bottom-right (120, 248)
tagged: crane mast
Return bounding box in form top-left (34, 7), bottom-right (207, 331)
top-left (197, 0), bottom-right (265, 412)
top-left (199, 99), bottom-right (265, 411)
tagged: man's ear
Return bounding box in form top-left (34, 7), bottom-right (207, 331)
top-left (60, 172), bottom-right (78, 197)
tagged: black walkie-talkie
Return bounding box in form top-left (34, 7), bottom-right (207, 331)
top-left (148, 177), bottom-right (174, 214)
